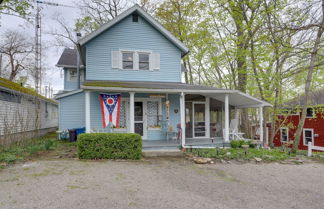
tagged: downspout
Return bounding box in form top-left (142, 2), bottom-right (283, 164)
top-left (76, 32), bottom-right (82, 89)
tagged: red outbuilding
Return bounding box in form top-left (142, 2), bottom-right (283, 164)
top-left (272, 89), bottom-right (324, 150)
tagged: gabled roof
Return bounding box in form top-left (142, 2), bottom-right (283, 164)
top-left (285, 88), bottom-right (324, 106)
top-left (56, 48), bottom-right (84, 68)
top-left (78, 4), bottom-right (189, 56)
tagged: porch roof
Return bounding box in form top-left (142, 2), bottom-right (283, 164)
top-left (81, 80), bottom-right (272, 108)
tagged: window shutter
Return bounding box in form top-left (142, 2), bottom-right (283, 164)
top-left (111, 51), bottom-right (121, 69)
top-left (151, 53), bottom-right (160, 70)
top-left (134, 53), bottom-right (139, 70)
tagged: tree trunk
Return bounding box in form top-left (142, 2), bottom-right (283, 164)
top-left (292, 2), bottom-right (324, 152)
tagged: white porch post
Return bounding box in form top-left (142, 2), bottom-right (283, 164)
top-left (180, 92), bottom-right (186, 147)
top-left (259, 106), bottom-right (264, 145)
top-left (205, 96), bottom-right (210, 138)
top-left (224, 94), bottom-right (230, 142)
top-left (129, 92), bottom-right (135, 133)
top-left (85, 90), bottom-right (91, 133)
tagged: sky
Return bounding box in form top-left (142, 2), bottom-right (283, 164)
top-left (1, 0), bottom-right (80, 93)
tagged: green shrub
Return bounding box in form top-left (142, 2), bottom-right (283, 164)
top-left (44, 139), bottom-right (54, 150)
top-left (246, 140), bottom-right (257, 148)
top-left (0, 152), bottom-right (23, 165)
top-left (77, 133), bottom-right (142, 160)
top-left (188, 148), bottom-right (294, 162)
top-left (230, 140), bottom-right (245, 148)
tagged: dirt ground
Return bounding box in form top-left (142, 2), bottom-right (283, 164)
top-left (0, 157), bottom-right (324, 209)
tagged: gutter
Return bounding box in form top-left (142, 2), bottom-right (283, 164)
top-left (80, 85), bottom-right (237, 94)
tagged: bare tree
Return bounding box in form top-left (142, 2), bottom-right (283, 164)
top-left (75, 0), bottom-right (132, 34)
top-left (0, 30), bottom-right (33, 81)
top-left (292, 0), bottom-right (324, 152)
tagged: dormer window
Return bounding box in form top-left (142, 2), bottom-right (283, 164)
top-left (122, 52), bottom-right (134, 69)
top-left (306, 107), bottom-right (314, 118)
top-left (139, 53), bottom-right (150, 70)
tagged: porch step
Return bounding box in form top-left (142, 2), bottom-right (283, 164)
top-left (142, 148), bottom-right (183, 157)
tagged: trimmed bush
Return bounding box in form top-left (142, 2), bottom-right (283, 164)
top-left (77, 133), bottom-right (142, 160)
top-left (230, 140), bottom-right (245, 148)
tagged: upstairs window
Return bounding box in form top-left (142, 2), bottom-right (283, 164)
top-left (306, 107), bottom-right (314, 118)
top-left (122, 52), bottom-right (134, 69)
top-left (112, 50), bottom-right (160, 71)
top-left (68, 70), bottom-right (77, 81)
top-left (68, 69), bottom-right (84, 82)
top-left (139, 53), bottom-right (150, 70)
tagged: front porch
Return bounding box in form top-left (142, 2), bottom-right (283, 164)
top-left (82, 80), bottom-right (271, 149)
top-left (143, 137), bottom-right (228, 150)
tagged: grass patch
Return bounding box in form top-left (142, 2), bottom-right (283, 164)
top-left (0, 132), bottom-right (58, 167)
top-left (31, 168), bottom-right (62, 177)
top-left (188, 148), bottom-right (295, 162)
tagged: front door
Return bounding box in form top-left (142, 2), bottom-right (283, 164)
top-left (193, 103), bottom-right (206, 137)
top-left (134, 102), bottom-right (144, 136)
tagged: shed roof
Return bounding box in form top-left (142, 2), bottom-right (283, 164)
top-left (0, 77), bottom-right (57, 104)
top-left (71, 80), bottom-right (271, 108)
top-left (82, 80), bottom-right (226, 91)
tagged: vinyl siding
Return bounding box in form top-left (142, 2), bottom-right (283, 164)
top-left (85, 15), bottom-right (182, 82)
top-left (64, 68), bottom-right (78, 90)
top-left (0, 96), bottom-right (58, 136)
top-left (58, 92), bottom-right (85, 130)
top-left (64, 68), bottom-right (85, 91)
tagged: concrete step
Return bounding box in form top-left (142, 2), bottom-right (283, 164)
top-left (142, 149), bottom-right (183, 157)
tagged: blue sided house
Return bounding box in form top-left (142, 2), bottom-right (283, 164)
top-left (55, 4), bottom-right (271, 149)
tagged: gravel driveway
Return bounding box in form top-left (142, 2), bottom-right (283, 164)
top-left (0, 158), bottom-right (323, 209)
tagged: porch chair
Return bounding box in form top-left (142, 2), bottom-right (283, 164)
top-left (223, 119), bottom-right (245, 140)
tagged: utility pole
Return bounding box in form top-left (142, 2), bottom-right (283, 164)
top-left (32, 0), bottom-right (76, 94)
top-left (35, 1), bottom-right (41, 93)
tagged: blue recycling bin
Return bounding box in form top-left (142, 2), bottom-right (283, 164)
top-left (75, 127), bottom-right (86, 137)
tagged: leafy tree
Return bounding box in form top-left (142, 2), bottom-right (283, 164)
top-left (0, 0), bottom-right (31, 19)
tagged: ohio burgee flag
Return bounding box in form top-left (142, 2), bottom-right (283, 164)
top-left (99, 93), bottom-right (121, 128)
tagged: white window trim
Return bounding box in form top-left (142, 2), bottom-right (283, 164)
top-left (303, 128), bottom-right (314, 146)
top-left (306, 107), bottom-right (315, 118)
top-left (119, 50), bottom-right (153, 71)
top-left (280, 127), bottom-right (289, 142)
